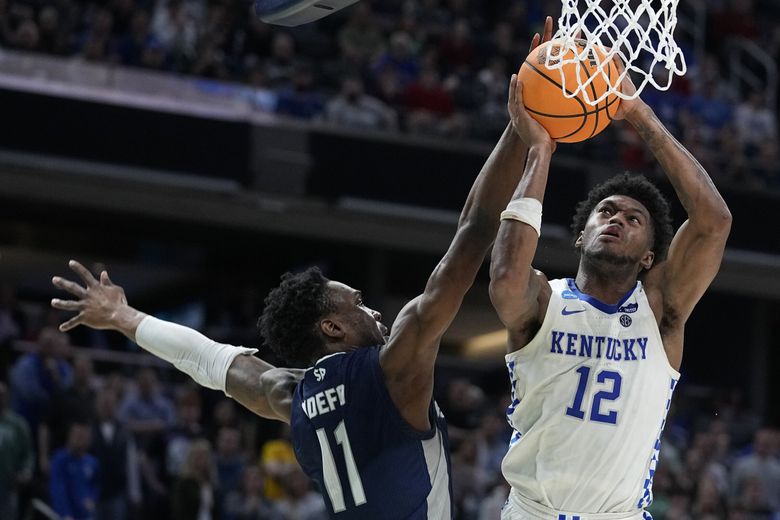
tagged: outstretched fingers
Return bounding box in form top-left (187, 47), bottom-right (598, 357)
top-left (529, 33), bottom-right (540, 53)
top-left (51, 298), bottom-right (84, 312)
top-left (68, 259), bottom-right (98, 287)
top-left (58, 313), bottom-right (84, 332)
top-left (542, 16), bottom-right (553, 44)
top-left (52, 276), bottom-right (86, 298)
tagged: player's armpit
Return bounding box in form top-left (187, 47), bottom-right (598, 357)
top-left (226, 356), bottom-right (303, 423)
top-left (653, 217), bottom-right (730, 324)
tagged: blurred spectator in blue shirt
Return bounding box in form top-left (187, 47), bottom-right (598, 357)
top-left (118, 367), bottom-right (175, 447)
top-left (10, 327), bottom-right (72, 435)
top-left (276, 63), bottom-right (325, 120)
top-left (49, 422), bottom-right (100, 520)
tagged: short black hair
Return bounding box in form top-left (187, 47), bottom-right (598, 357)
top-left (571, 173), bottom-right (674, 263)
top-left (258, 267), bottom-right (334, 366)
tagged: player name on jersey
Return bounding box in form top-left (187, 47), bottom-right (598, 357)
top-left (550, 330), bottom-right (648, 361)
top-left (300, 384), bottom-right (346, 419)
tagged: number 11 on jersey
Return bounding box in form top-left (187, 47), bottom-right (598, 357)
top-left (316, 420), bottom-right (367, 512)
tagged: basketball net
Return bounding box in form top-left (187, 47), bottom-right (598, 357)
top-left (546, 0), bottom-right (687, 105)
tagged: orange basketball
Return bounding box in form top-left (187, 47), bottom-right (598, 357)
top-left (518, 39), bottom-right (621, 143)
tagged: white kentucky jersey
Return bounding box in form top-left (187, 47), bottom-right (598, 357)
top-left (502, 278), bottom-right (680, 517)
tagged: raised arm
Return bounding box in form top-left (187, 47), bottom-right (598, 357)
top-left (488, 76), bottom-right (555, 339)
top-left (617, 75), bottom-right (732, 367)
top-left (378, 19), bottom-right (554, 431)
top-left (51, 260), bottom-right (300, 423)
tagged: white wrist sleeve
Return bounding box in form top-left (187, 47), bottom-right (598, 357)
top-left (500, 197), bottom-right (543, 236)
top-left (135, 316), bottom-right (258, 397)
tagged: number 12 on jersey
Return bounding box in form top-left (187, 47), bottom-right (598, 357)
top-left (316, 420), bottom-right (367, 512)
top-left (565, 366), bottom-right (622, 424)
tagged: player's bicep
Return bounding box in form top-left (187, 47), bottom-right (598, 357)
top-left (658, 219), bottom-right (729, 319)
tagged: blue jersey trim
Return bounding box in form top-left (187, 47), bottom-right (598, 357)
top-left (565, 278), bottom-right (638, 314)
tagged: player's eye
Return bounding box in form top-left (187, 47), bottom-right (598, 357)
top-left (630, 216), bottom-right (640, 224)
top-left (600, 207), bottom-right (612, 215)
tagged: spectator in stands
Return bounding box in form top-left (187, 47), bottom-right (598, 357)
top-left (734, 91), bottom-right (777, 156)
top-left (275, 62), bottom-right (326, 120)
top-left (171, 438), bottom-right (220, 520)
top-left (259, 425), bottom-right (296, 501)
top-left (223, 465), bottom-right (283, 520)
top-left (115, 9), bottom-right (158, 67)
top-left (91, 390), bottom-right (138, 520)
top-left (166, 389), bottom-right (204, 478)
top-left (731, 427), bottom-right (780, 514)
top-left (405, 65), bottom-right (465, 137)
top-left (371, 31), bottom-right (420, 89)
top-left (49, 421), bottom-right (99, 520)
top-left (117, 367), bottom-right (175, 448)
top-left (214, 426), bottom-right (246, 500)
top-left (151, 0), bottom-right (199, 67)
top-left (43, 355), bottom-right (97, 461)
top-left (10, 327), bottom-right (72, 437)
top-left (438, 18), bottom-right (476, 74)
top-left (37, 6), bottom-right (65, 55)
top-left (337, 3), bottom-right (384, 67)
top-left (266, 32), bottom-right (298, 87)
top-left (76, 8), bottom-right (114, 63)
top-left (322, 75), bottom-right (398, 131)
top-left (451, 436), bottom-right (490, 519)
top-left (0, 284), bottom-right (25, 373)
top-left (276, 466), bottom-right (327, 520)
top-left (0, 381), bottom-right (34, 520)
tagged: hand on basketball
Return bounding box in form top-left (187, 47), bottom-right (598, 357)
top-left (612, 56), bottom-right (647, 121)
top-left (51, 260), bottom-right (128, 332)
top-left (529, 16), bottom-right (554, 53)
top-left (508, 74), bottom-right (555, 151)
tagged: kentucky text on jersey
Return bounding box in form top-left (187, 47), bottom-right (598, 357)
top-left (301, 384), bottom-right (346, 419)
top-left (550, 330), bottom-right (648, 361)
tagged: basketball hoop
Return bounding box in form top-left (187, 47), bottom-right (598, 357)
top-left (546, 0), bottom-right (687, 105)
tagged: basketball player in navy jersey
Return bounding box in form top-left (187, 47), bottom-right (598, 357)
top-left (490, 64), bottom-right (732, 518)
top-left (50, 18), bottom-right (556, 520)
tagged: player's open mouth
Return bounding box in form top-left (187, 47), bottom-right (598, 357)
top-left (600, 226), bottom-right (621, 239)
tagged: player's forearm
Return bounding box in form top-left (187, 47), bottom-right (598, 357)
top-left (490, 145), bottom-right (552, 283)
top-left (458, 124), bottom-right (529, 238)
top-left (628, 105), bottom-right (732, 230)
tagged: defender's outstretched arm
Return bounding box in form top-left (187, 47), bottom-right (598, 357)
top-left (52, 260), bottom-right (300, 423)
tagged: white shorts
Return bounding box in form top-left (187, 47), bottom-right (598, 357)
top-left (501, 489), bottom-right (652, 520)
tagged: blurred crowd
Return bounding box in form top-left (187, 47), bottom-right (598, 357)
top-left (0, 0), bottom-right (778, 190)
top-left (1, 279), bottom-right (779, 520)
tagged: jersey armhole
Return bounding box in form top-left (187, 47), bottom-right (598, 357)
top-left (506, 280), bottom-right (559, 363)
top-left (366, 347), bottom-right (438, 441)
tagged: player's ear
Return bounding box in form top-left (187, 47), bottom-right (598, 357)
top-left (640, 250), bottom-right (655, 271)
top-left (320, 318), bottom-right (345, 340)
top-left (574, 231), bottom-right (584, 248)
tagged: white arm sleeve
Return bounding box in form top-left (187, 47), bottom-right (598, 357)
top-left (135, 316), bottom-right (258, 397)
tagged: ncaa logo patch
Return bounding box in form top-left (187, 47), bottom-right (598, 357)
top-left (619, 314), bottom-right (632, 327)
top-left (618, 302), bottom-right (639, 314)
top-left (561, 290), bottom-right (579, 300)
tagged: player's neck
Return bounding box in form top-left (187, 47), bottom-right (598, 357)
top-left (574, 265), bottom-right (638, 305)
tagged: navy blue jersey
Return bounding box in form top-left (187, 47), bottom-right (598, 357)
top-left (291, 346), bottom-right (452, 519)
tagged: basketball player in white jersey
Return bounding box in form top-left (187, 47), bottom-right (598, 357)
top-left (490, 68), bottom-right (732, 519)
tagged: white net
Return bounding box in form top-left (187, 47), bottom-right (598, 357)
top-left (546, 0), bottom-right (687, 105)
